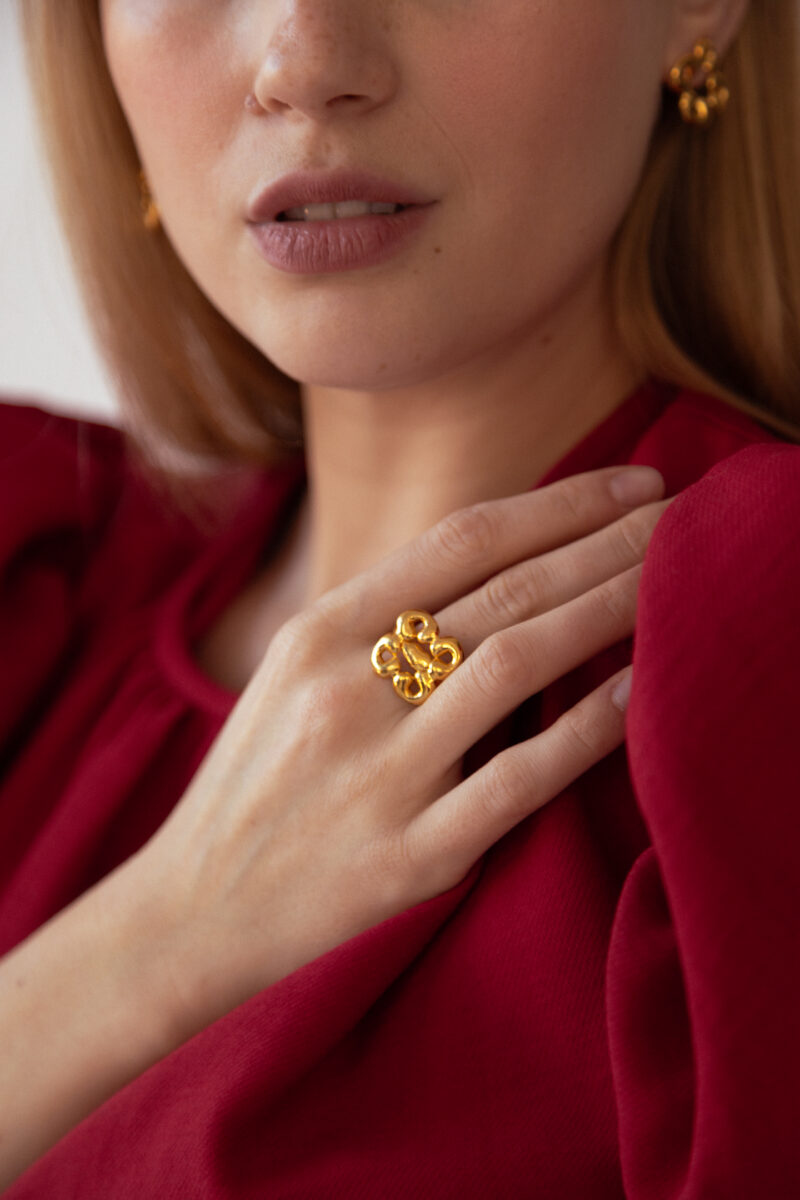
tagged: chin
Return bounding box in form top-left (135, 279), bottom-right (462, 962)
top-left (254, 330), bottom-right (445, 393)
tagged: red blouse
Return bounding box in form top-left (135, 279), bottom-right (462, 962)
top-left (1, 378), bottom-right (799, 1198)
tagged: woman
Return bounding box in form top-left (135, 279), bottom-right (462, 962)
top-left (1, 0), bottom-right (799, 1194)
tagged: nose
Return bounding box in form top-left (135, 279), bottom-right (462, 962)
top-left (251, 0), bottom-right (399, 121)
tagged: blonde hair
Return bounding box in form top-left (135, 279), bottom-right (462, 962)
top-left (16, 1), bottom-right (800, 525)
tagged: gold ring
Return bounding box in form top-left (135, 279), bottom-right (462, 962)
top-left (370, 609), bottom-right (464, 705)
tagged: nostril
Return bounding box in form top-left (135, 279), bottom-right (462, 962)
top-left (263, 98), bottom-right (292, 116)
top-left (327, 93), bottom-right (367, 107)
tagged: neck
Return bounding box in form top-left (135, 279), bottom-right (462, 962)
top-left (291, 261), bottom-right (645, 606)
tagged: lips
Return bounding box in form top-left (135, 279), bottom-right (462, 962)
top-left (246, 169), bottom-right (436, 224)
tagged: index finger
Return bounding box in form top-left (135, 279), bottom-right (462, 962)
top-left (330, 465), bottom-right (666, 631)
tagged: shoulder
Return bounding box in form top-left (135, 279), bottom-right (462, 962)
top-left (0, 397), bottom-right (130, 746)
top-left (0, 394), bottom-right (127, 536)
top-left (0, 395), bottom-right (220, 748)
top-left (0, 394), bottom-right (211, 621)
top-left (660, 386), bottom-right (781, 448)
top-left (613, 429), bottom-right (800, 1197)
top-left (0, 397), bottom-right (133, 590)
top-left (649, 435), bottom-right (799, 582)
top-left (634, 434), bottom-right (799, 745)
top-left (633, 390), bottom-right (799, 726)
top-left (0, 394), bottom-right (126, 477)
top-left (633, 382), bottom-right (786, 494)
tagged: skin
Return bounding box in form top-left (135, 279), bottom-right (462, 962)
top-left (99, 0), bottom-right (748, 671)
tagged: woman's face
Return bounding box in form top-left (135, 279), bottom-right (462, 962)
top-left (100, 0), bottom-right (682, 391)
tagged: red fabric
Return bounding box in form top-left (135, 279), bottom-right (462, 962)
top-left (1, 378), bottom-right (798, 1197)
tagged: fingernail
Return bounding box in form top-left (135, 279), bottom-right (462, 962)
top-left (611, 669), bottom-right (633, 712)
top-left (609, 467), bottom-right (665, 507)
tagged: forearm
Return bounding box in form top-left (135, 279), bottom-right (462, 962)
top-left (0, 855), bottom-right (192, 1190)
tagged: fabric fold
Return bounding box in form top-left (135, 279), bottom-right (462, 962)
top-left (612, 443), bottom-right (800, 1197)
top-left (11, 860), bottom-right (484, 1198)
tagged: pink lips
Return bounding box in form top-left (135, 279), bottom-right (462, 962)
top-left (245, 168), bottom-right (437, 275)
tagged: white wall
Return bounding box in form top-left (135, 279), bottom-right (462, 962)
top-left (0, 4), bottom-right (118, 422)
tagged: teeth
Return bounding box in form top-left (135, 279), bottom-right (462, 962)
top-left (280, 200), bottom-right (402, 222)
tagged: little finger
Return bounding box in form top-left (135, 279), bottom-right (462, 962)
top-left (404, 665), bottom-right (634, 897)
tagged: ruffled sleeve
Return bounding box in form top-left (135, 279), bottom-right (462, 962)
top-left (0, 398), bottom-right (206, 765)
top-left (0, 400), bottom-right (125, 758)
top-left (610, 441), bottom-right (800, 1196)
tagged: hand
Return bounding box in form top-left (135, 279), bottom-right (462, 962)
top-left (128, 465), bottom-right (672, 1037)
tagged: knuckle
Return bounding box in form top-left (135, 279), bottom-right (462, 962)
top-left (481, 566), bottom-right (534, 626)
top-left (559, 699), bottom-right (607, 759)
top-left (290, 672), bottom-right (359, 748)
top-left (361, 830), bottom-right (405, 889)
top-left (363, 826), bottom-right (431, 910)
top-left (613, 510), bottom-right (656, 561)
top-left (473, 629), bottom-right (531, 699)
top-left (294, 673), bottom-right (339, 725)
top-left (547, 476), bottom-right (587, 524)
top-left (429, 503), bottom-right (496, 569)
top-left (268, 610), bottom-right (316, 662)
top-left (481, 749), bottom-right (540, 823)
top-left (592, 571), bottom-right (638, 625)
top-left (482, 558), bottom-right (554, 625)
top-left (268, 603), bottom-right (336, 668)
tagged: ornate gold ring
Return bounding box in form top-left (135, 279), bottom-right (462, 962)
top-left (370, 609), bottom-right (464, 705)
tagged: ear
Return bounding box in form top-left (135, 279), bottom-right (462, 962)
top-left (663, 0), bottom-right (751, 77)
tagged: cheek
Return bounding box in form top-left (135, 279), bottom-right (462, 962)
top-left (426, 1), bottom-right (662, 209)
top-left (100, 0), bottom-right (236, 173)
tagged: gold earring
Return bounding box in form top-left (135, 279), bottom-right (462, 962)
top-left (666, 37), bottom-right (730, 125)
top-left (138, 168), bottom-right (161, 232)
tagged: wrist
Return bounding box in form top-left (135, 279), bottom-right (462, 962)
top-left (0, 852), bottom-right (200, 1188)
top-left (86, 849), bottom-right (208, 1056)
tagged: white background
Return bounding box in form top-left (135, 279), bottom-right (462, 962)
top-left (0, 4), bottom-right (117, 422)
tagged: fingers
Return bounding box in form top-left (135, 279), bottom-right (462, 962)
top-left (434, 496), bottom-right (674, 654)
top-left (405, 665), bottom-right (633, 896)
top-left (400, 562), bottom-right (643, 764)
top-left (327, 465), bottom-right (665, 632)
